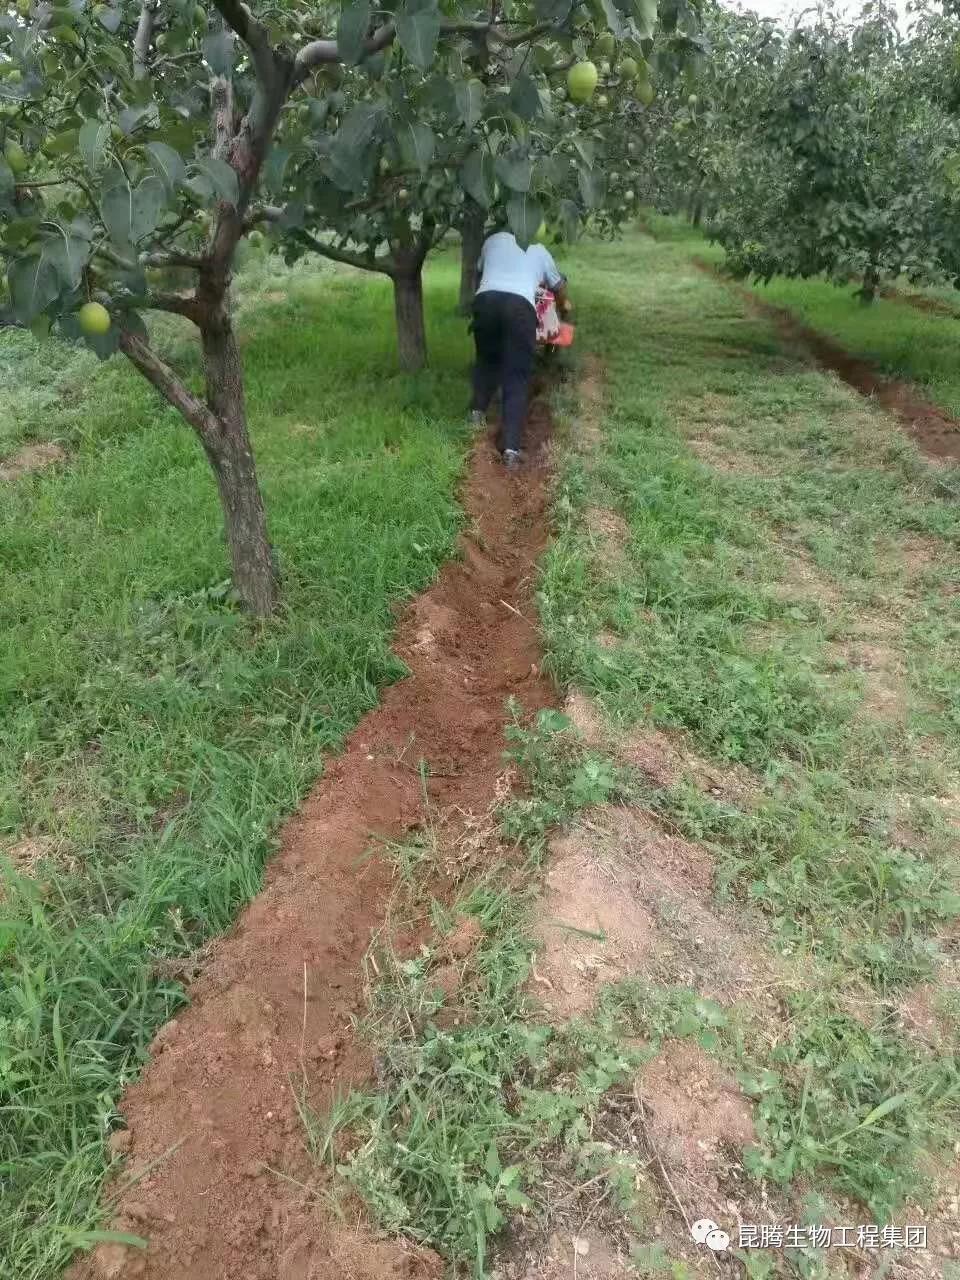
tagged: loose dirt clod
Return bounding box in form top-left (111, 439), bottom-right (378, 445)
top-left (69, 396), bottom-right (557, 1280)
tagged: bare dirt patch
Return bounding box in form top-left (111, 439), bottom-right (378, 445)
top-left (584, 505), bottom-right (630, 561)
top-left (70, 394), bottom-right (558, 1280)
top-left (532, 805), bottom-right (785, 1022)
top-left (574, 354), bottom-right (605, 450)
top-left (562, 690), bottom-right (759, 810)
top-left (637, 1041), bottom-right (755, 1205)
top-left (0, 440), bottom-right (67, 481)
top-left (534, 825), bottom-right (657, 1018)
top-left (3, 834), bottom-right (56, 875)
top-left (621, 724), bottom-right (759, 809)
top-left (881, 285), bottom-right (960, 319)
top-left (494, 1230), bottom-right (635, 1279)
top-left (687, 434), bottom-right (771, 477)
top-left (826, 637), bottom-right (909, 722)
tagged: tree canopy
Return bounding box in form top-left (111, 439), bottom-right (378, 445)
top-left (646, 0), bottom-right (960, 298)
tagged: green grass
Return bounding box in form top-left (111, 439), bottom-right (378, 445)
top-left (0, 329), bottom-right (97, 456)
top-left (645, 211), bottom-right (960, 419)
top-left (282, 229), bottom-right (960, 1277)
top-left (0, 254), bottom-right (474, 1277)
top-left (532, 228), bottom-right (960, 1220)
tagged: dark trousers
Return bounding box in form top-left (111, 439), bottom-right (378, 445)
top-left (470, 290), bottom-right (537, 453)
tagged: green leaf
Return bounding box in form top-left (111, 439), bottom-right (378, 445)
top-left (85, 323), bottom-right (121, 361)
top-left (502, 1186), bottom-right (531, 1209)
top-left (396, 0), bottom-right (440, 71)
top-left (43, 226), bottom-right (88, 289)
top-left (484, 1143), bottom-right (501, 1179)
top-left (43, 129), bottom-right (82, 159)
top-left (79, 119), bottom-right (109, 172)
top-left (96, 4), bottom-right (122, 31)
top-left (145, 141), bottom-right (186, 194)
top-left (673, 1011), bottom-right (699, 1036)
top-left (119, 102), bottom-right (158, 136)
top-left (193, 156), bottom-right (239, 205)
top-left (337, 101), bottom-right (385, 152)
top-left (1, 217), bottom-right (39, 249)
top-left (535, 0), bottom-right (573, 18)
top-left (202, 30), bottom-right (234, 76)
top-left (131, 175), bottom-right (166, 242)
top-left (8, 253), bottom-right (60, 323)
top-left (63, 1229), bottom-right (149, 1250)
top-left (508, 73), bottom-right (542, 121)
top-left (337, 0), bottom-right (371, 66)
top-left (578, 164), bottom-right (605, 208)
top-left (598, 0), bottom-right (624, 36)
top-left (263, 145), bottom-right (290, 196)
top-left (842, 1092), bottom-right (912, 1138)
top-left (461, 148), bottom-right (495, 207)
top-left (399, 121), bottom-right (435, 173)
top-left (633, 0), bottom-right (657, 38)
top-left (495, 148), bottom-right (531, 193)
top-left (102, 174), bottom-right (167, 246)
top-left (507, 191), bottom-right (543, 248)
top-left (122, 309), bottom-right (149, 342)
top-left (0, 156), bottom-right (13, 204)
top-left (573, 137), bottom-right (595, 169)
top-left (102, 178), bottom-right (136, 247)
top-left (454, 78), bottom-right (484, 129)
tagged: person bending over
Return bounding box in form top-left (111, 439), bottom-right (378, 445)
top-left (470, 228), bottom-right (570, 470)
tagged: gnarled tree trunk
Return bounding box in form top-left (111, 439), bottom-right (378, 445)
top-left (859, 260), bottom-right (880, 306)
top-left (119, 312), bottom-right (278, 617)
top-left (459, 201), bottom-right (485, 314)
top-left (200, 316), bottom-right (278, 615)
top-left (391, 269), bottom-right (427, 373)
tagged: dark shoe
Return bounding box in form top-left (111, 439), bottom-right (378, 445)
top-left (502, 448), bottom-right (521, 471)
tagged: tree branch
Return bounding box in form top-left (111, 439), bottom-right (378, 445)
top-left (293, 13), bottom-right (567, 85)
top-left (295, 230), bottom-right (392, 274)
top-left (208, 0), bottom-right (276, 86)
top-left (133, 0), bottom-right (157, 79)
top-left (119, 330), bottom-right (221, 447)
top-left (294, 21), bottom-right (396, 82)
top-left (501, 19), bottom-right (553, 47)
top-left (140, 247), bottom-right (204, 269)
top-left (143, 291), bottom-right (206, 323)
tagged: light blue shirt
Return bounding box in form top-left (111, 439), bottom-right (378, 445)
top-left (476, 232), bottom-right (564, 308)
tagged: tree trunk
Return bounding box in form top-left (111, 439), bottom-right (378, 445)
top-left (859, 262), bottom-right (879, 305)
top-left (392, 269), bottom-right (427, 372)
top-left (459, 202), bottom-right (485, 315)
top-left (201, 319), bottom-right (278, 615)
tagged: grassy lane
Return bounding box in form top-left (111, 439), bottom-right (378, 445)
top-left (304, 232), bottom-right (960, 1280)
top-left (1, 256), bottom-right (470, 1276)
top-left (647, 213), bottom-right (960, 420)
top-left (534, 231), bottom-right (960, 1255)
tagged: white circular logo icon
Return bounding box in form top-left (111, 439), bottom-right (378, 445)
top-left (690, 1219), bottom-right (730, 1251)
top-left (691, 1219), bottom-right (719, 1244)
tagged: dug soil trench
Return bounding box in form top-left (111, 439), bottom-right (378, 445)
top-left (693, 257), bottom-right (960, 464)
top-left (71, 391), bottom-right (558, 1280)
